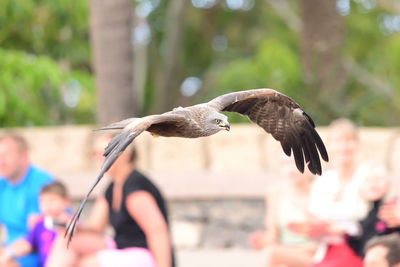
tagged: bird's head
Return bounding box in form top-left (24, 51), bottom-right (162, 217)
top-left (205, 112), bottom-right (230, 134)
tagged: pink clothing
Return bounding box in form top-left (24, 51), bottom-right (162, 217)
top-left (97, 247), bottom-right (156, 267)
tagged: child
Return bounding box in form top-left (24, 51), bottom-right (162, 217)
top-left (347, 164), bottom-right (398, 257)
top-left (0, 181), bottom-right (70, 267)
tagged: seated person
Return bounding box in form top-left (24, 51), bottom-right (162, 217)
top-left (46, 134), bottom-right (174, 267)
top-left (0, 181), bottom-right (70, 267)
top-left (364, 233), bottom-right (400, 267)
top-left (348, 164), bottom-right (398, 257)
top-left (0, 133), bottom-right (53, 267)
top-left (292, 119), bottom-right (367, 267)
top-left (248, 154), bottom-right (317, 267)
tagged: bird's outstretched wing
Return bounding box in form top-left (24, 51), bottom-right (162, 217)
top-left (207, 88), bottom-right (329, 175)
top-left (65, 113), bottom-right (186, 245)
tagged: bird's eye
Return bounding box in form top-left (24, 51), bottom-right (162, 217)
top-left (215, 119), bottom-right (221, 124)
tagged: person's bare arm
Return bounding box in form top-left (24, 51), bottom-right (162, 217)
top-left (288, 214), bottom-right (343, 238)
top-left (265, 190), bottom-right (280, 244)
top-left (0, 239), bottom-right (32, 264)
top-left (126, 191), bottom-right (171, 267)
top-left (82, 196), bottom-right (109, 233)
top-left (66, 196), bottom-right (110, 256)
top-left (379, 199), bottom-right (400, 228)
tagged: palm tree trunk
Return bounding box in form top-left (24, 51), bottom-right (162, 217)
top-left (90, 0), bottom-right (136, 125)
top-left (299, 0), bottom-right (347, 121)
top-left (154, 0), bottom-right (186, 113)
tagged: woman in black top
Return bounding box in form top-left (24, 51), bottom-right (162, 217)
top-left (104, 169), bottom-right (171, 251)
top-left (89, 134), bottom-right (174, 267)
top-left (46, 134), bottom-right (174, 267)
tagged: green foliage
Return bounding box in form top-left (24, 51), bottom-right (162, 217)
top-left (2, 0), bottom-right (400, 127)
top-left (200, 1), bottom-right (400, 126)
top-left (207, 38), bottom-right (302, 122)
top-left (0, 0), bottom-right (93, 126)
top-left (338, 4), bottom-right (400, 126)
top-left (343, 8), bottom-right (383, 60)
top-left (0, 0), bottom-right (90, 70)
top-left (0, 49), bottom-right (94, 126)
top-left (215, 39), bottom-right (301, 93)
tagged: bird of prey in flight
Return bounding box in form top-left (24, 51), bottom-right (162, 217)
top-left (65, 88), bottom-right (329, 244)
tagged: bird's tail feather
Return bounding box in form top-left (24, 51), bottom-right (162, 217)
top-left (65, 171), bottom-right (105, 246)
top-left (95, 118), bottom-right (139, 131)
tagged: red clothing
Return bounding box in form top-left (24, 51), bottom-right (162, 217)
top-left (311, 243), bottom-right (363, 267)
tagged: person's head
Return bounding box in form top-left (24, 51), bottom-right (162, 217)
top-left (92, 134), bottom-right (137, 178)
top-left (327, 118), bottom-right (359, 169)
top-left (39, 181), bottom-right (70, 218)
top-left (364, 233), bottom-right (400, 267)
top-left (0, 133), bottom-right (29, 183)
top-left (359, 164), bottom-right (390, 202)
top-left (280, 153), bottom-right (313, 187)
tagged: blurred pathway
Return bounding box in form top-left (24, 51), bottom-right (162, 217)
top-left (177, 249), bottom-right (259, 267)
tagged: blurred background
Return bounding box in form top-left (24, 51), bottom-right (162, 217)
top-left (1, 0), bottom-right (400, 266)
top-left (2, 0), bottom-right (400, 127)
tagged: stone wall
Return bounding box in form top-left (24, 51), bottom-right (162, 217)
top-left (169, 199), bottom-right (265, 249)
top-left (70, 198), bottom-right (265, 249)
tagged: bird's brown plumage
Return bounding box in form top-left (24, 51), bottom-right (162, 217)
top-left (65, 88), bottom-right (328, 244)
top-left (207, 89), bottom-right (328, 174)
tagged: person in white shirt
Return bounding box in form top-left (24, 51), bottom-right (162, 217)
top-left (291, 118), bottom-right (367, 266)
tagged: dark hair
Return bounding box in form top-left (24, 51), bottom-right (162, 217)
top-left (0, 132), bottom-right (28, 152)
top-left (40, 181), bottom-right (68, 198)
top-left (365, 233), bottom-right (400, 266)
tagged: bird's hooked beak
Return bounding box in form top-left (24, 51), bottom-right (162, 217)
top-left (219, 120), bottom-right (230, 131)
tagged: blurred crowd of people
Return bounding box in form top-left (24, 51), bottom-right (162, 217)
top-left (1, 118), bottom-right (400, 267)
top-left (0, 133), bottom-right (174, 267)
top-left (249, 118), bottom-right (400, 267)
